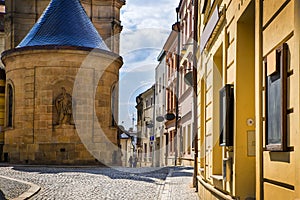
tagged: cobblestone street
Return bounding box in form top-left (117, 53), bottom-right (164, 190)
top-left (0, 166), bottom-right (199, 200)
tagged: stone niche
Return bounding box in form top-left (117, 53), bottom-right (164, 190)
top-left (2, 47), bottom-right (123, 165)
top-left (52, 84), bottom-right (74, 127)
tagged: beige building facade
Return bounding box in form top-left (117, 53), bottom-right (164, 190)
top-left (154, 50), bottom-right (167, 167)
top-left (164, 27), bottom-right (178, 166)
top-left (177, 0), bottom-right (195, 167)
top-left (120, 128), bottom-right (135, 167)
top-left (136, 86), bottom-right (155, 167)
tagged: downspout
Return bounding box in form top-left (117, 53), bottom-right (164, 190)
top-left (174, 7), bottom-right (181, 166)
top-left (193, 0), bottom-right (199, 190)
top-left (152, 85), bottom-right (156, 166)
top-left (255, 0), bottom-right (264, 199)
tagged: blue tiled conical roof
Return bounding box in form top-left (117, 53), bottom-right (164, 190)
top-left (17, 0), bottom-right (109, 51)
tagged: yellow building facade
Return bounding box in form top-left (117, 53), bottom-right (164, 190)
top-left (256, 0), bottom-right (300, 199)
top-left (197, 0), bottom-right (256, 199)
top-left (196, 0), bottom-right (300, 199)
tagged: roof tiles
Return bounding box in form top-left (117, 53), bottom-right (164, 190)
top-left (17, 0), bottom-right (109, 51)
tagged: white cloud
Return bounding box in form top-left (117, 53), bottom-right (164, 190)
top-left (121, 0), bottom-right (179, 31)
top-left (120, 28), bottom-right (170, 55)
top-left (120, 49), bottom-right (160, 74)
top-left (119, 0), bottom-right (180, 130)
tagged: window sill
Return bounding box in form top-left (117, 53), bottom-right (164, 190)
top-left (263, 145), bottom-right (294, 152)
top-left (210, 174), bottom-right (223, 181)
top-left (4, 127), bottom-right (14, 131)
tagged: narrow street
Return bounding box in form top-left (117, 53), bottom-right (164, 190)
top-left (0, 166), bottom-right (199, 200)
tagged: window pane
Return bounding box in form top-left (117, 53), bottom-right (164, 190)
top-left (265, 43), bottom-right (288, 151)
top-left (8, 84), bottom-right (13, 127)
top-left (267, 73), bottom-right (282, 145)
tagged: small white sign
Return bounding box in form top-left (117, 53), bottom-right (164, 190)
top-left (247, 130), bottom-right (256, 156)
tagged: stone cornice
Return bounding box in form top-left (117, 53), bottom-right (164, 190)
top-left (1, 45), bottom-right (123, 65)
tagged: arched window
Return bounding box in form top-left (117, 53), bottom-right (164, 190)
top-left (7, 84), bottom-right (13, 127)
top-left (0, 68), bottom-right (6, 130)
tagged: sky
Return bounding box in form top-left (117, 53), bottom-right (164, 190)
top-left (119, 0), bottom-right (180, 130)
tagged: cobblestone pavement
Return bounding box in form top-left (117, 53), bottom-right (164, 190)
top-left (0, 166), bottom-right (196, 200)
top-left (0, 166), bottom-right (199, 200)
top-left (162, 167), bottom-right (199, 200)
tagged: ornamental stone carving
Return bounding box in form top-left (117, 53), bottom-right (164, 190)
top-left (55, 87), bottom-right (73, 125)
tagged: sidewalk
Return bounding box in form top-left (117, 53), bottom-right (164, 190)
top-left (160, 167), bottom-right (199, 200)
top-left (0, 175), bottom-right (40, 200)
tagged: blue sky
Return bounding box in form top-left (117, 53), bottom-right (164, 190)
top-left (119, 0), bottom-right (180, 130)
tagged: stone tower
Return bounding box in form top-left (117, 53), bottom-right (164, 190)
top-left (2, 0), bottom-right (123, 165)
top-left (4, 0), bottom-right (125, 53)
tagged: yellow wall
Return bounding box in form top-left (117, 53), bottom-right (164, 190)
top-left (198, 0), bottom-right (300, 199)
top-left (233, 1), bottom-right (256, 198)
top-left (294, 0), bottom-right (300, 198)
top-left (197, 0), bottom-right (256, 199)
top-left (255, 0), bottom-right (300, 199)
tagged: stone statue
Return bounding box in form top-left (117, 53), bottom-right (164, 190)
top-left (55, 87), bottom-right (72, 125)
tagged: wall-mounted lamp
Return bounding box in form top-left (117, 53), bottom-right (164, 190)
top-left (184, 71), bottom-right (193, 86)
top-left (181, 43), bottom-right (194, 54)
top-left (146, 121), bottom-right (154, 129)
top-left (156, 116), bottom-right (165, 122)
top-left (165, 113), bottom-right (176, 121)
top-left (143, 117), bottom-right (154, 128)
top-left (144, 117), bottom-right (151, 121)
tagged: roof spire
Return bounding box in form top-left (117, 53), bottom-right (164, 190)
top-left (17, 0), bottom-right (109, 51)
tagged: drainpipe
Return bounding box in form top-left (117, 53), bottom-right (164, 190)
top-left (152, 85), bottom-right (156, 167)
top-left (174, 6), bottom-right (181, 166)
top-left (255, 0), bottom-right (264, 199)
top-left (193, 0), bottom-right (199, 190)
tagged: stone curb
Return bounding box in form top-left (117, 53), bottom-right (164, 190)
top-left (0, 175), bottom-right (41, 200)
top-left (160, 168), bottom-right (174, 200)
top-left (0, 163), bottom-right (104, 168)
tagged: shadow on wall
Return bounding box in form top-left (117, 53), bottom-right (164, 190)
top-left (269, 151), bottom-right (291, 163)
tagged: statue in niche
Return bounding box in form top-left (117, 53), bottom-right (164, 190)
top-left (55, 87), bottom-right (73, 125)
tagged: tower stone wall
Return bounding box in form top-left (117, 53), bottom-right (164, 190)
top-left (1, 0), bottom-right (124, 165)
top-left (2, 47), bottom-right (122, 164)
